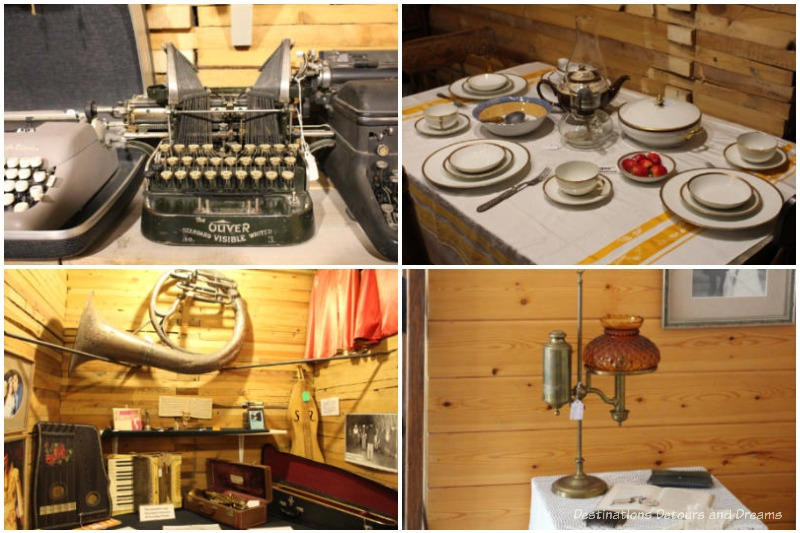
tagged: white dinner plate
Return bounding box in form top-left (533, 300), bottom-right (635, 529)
top-left (543, 174), bottom-right (613, 206)
top-left (660, 168), bottom-right (784, 230)
top-left (449, 74), bottom-right (528, 101)
top-left (448, 142), bottom-right (506, 174)
top-left (422, 139), bottom-right (530, 189)
top-left (679, 183), bottom-right (762, 219)
top-left (467, 73), bottom-right (507, 92)
top-left (723, 143), bottom-right (788, 171)
top-left (414, 113), bottom-right (471, 137)
top-left (443, 147), bottom-right (514, 181)
top-left (686, 172), bottom-right (752, 210)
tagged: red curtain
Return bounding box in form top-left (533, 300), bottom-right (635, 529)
top-left (304, 269), bottom-right (398, 360)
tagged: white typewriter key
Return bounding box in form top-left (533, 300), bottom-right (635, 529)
top-left (239, 157), bottom-right (252, 167)
top-left (288, 143), bottom-right (299, 153)
top-left (254, 156), bottom-right (267, 167)
top-left (47, 175), bottom-right (57, 188)
top-left (181, 156), bottom-right (193, 166)
top-left (281, 170), bottom-right (295, 181)
top-left (224, 156), bottom-right (238, 167)
top-left (189, 170), bottom-right (202, 181)
top-left (4, 193), bottom-right (15, 206)
top-left (201, 143), bottom-right (214, 154)
top-left (188, 144), bottom-right (200, 153)
top-left (4, 181), bottom-right (16, 192)
top-left (259, 144), bottom-right (271, 153)
top-left (220, 170), bottom-right (233, 181)
top-left (244, 144), bottom-right (256, 154)
top-left (18, 168), bottom-right (31, 180)
top-left (381, 203), bottom-right (394, 214)
top-left (235, 170), bottom-right (248, 181)
top-left (5, 168), bottom-right (18, 180)
top-left (30, 185), bottom-right (44, 201)
top-left (166, 156), bottom-right (179, 167)
top-left (160, 170), bottom-right (173, 181)
top-left (210, 157), bottom-right (222, 167)
top-left (270, 157), bottom-right (282, 167)
top-left (159, 143), bottom-right (171, 153)
top-left (266, 170), bottom-right (278, 181)
top-left (29, 156), bottom-right (43, 169)
top-left (173, 144), bottom-right (185, 154)
top-left (195, 157), bottom-right (208, 167)
top-left (284, 156), bottom-right (296, 167)
top-left (13, 202), bottom-right (30, 212)
top-left (6, 157), bottom-right (19, 169)
top-left (33, 171), bottom-right (47, 183)
top-left (18, 157), bottom-right (31, 169)
top-left (15, 180), bottom-right (29, 193)
top-left (273, 143), bottom-right (286, 154)
top-left (376, 160), bottom-right (389, 170)
top-left (229, 143), bottom-right (242, 153)
top-left (204, 170), bottom-right (217, 181)
top-left (175, 170), bottom-right (187, 181)
top-left (250, 170), bottom-right (263, 181)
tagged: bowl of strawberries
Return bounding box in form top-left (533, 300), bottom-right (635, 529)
top-left (617, 151), bottom-right (676, 183)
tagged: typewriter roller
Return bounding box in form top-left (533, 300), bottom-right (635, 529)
top-left (141, 41), bottom-right (313, 245)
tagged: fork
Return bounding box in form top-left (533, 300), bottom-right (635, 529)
top-left (477, 166), bottom-right (551, 212)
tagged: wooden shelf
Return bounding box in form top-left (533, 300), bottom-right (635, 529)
top-left (101, 428), bottom-right (286, 438)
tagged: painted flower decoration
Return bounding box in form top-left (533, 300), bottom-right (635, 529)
top-left (44, 441), bottom-right (73, 466)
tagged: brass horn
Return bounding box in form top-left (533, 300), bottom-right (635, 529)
top-left (72, 269), bottom-right (247, 374)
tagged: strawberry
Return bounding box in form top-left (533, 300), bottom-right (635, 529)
top-left (641, 159), bottom-right (653, 169)
top-left (651, 164), bottom-right (668, 177)
top-left (632, 153), bottom-right (647, 164)
top-left (632, 164), bottom-right (649, 177)
top-left (647, 152), bottom-right (661, 165)
top-left (621, 158), bottom-right (636, 172)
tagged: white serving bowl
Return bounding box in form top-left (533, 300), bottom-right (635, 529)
top-left (473, 97), bottom-right (552, 137)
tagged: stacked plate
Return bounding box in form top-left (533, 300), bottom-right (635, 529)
top-left (422, 139), bottom-right (530, 189)
top-left (449, 73), bottom-right (528, 101)
top-left (660, 168), bottom-right (784, 230)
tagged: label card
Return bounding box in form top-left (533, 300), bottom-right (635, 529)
top-left (138, 503), bottom-right (176, 522)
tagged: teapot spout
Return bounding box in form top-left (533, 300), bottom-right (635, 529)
top-left (607, 75), bottom-right (629, 102)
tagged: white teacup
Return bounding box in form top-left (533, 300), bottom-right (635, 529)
top-left (737, 131), bottom-right (777, 163)
top-left (424, 103), bottom-right (458, 130)
top-left (554, 161), bottom-right (604, 196)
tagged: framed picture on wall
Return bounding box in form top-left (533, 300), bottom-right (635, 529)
top-left (663, 270), bottom-right (795, 328)
top-left (345, 413), bottom-right (398, 473)
top-left (4, 354), bottom-right (34, 435)
top-left (4, 435), bottom-right (28, 529)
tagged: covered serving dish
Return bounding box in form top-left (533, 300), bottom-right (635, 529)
top-left (618, 95), bottom-right (703, 147)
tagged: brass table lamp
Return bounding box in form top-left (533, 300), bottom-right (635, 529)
top-left (542, 270), bottom-right (659, 498)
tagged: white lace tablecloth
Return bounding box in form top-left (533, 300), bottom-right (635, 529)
top-left (402, 62), bottom-right (796, 264)
top-left (529, 467), bottom-right (767, 530)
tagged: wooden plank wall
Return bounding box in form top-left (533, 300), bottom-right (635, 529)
top-left (145, 4), bottom-right (398, 87)
top-left (425, 269), bottom-right (795, 529)
top-left (4, 270), bottom-right (67, 530)
top-left (428, 4), bottom-right (795, 137)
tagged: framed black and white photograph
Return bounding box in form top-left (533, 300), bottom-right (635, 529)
top-left (663, 269), bottom-right (795, 328)
top-left (4, 354), bottom-right (33, 435)
top-left (4, 435), bottom-right (27, 529)
top-left (345, 413), bottom-right (397, 473)
top-left (247, 407), bottom-right (266, 430)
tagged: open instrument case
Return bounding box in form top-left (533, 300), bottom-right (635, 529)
top-left (185, 459), bottom-right (273, 529)
top-left (4, 5), bottom-right (148, 259)
top-left (262, 444), bottom-right (398, 529)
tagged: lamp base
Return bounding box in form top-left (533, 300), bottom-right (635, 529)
top-left (551, 473), bottom-right (608, 498)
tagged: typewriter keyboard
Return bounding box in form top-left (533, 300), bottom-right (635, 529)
top-left (3, 157), bottom-right (57, 213)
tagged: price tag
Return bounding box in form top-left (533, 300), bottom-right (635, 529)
top-left (569, 399), bottom-right (584, 421)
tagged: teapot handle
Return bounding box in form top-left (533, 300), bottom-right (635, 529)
top-left (536, 78), bottom-right (560, 107)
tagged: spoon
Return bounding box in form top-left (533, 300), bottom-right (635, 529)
top-left (483, 111), bottom-right (527, 124)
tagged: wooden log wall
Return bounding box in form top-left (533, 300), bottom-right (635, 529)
top-left (425, 269), bottom-right (795, 529)
top-left (428, 4), bottom-right (795, 137)
top-left (4, 270), bottom-right (67, 529)
top-left (145, 4), bottom-right (398, 87)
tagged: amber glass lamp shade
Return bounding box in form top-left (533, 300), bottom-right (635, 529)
top-left (583, 315), bottom-right (660, 373)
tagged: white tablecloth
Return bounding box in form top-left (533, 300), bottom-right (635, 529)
top-left (529, 467), bottom-right (767, 530)
top-left (402, 62), bottom-right (796, 265)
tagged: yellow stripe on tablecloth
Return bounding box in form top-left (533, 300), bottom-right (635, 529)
top-left (582, 144), bottom-right (796, 265)
top-left (401, 66), bottom-right (555, 118)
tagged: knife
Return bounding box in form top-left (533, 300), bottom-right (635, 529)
top-left (477, 166), bottom-right (551, 213)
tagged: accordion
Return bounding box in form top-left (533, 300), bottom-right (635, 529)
top-left (107, 452), bottom-right (182, 515)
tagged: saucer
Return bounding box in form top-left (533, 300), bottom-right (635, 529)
top-left (679, 182), bottom-right (762, 219)
top-left (443, 147), bottom-right (513, 181)
top-left (686, 172), bottom-right (752, 210)
top-left (543, 174), bottom-right (613, 206)
top-left (723, 143), bottom-right (787, 170)
top-left (449, 142), bottom-right (506, 174)
top-left (414, 113), bottom-right (471, 136)
top-left (422, 139), bottom-right (530, 189)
